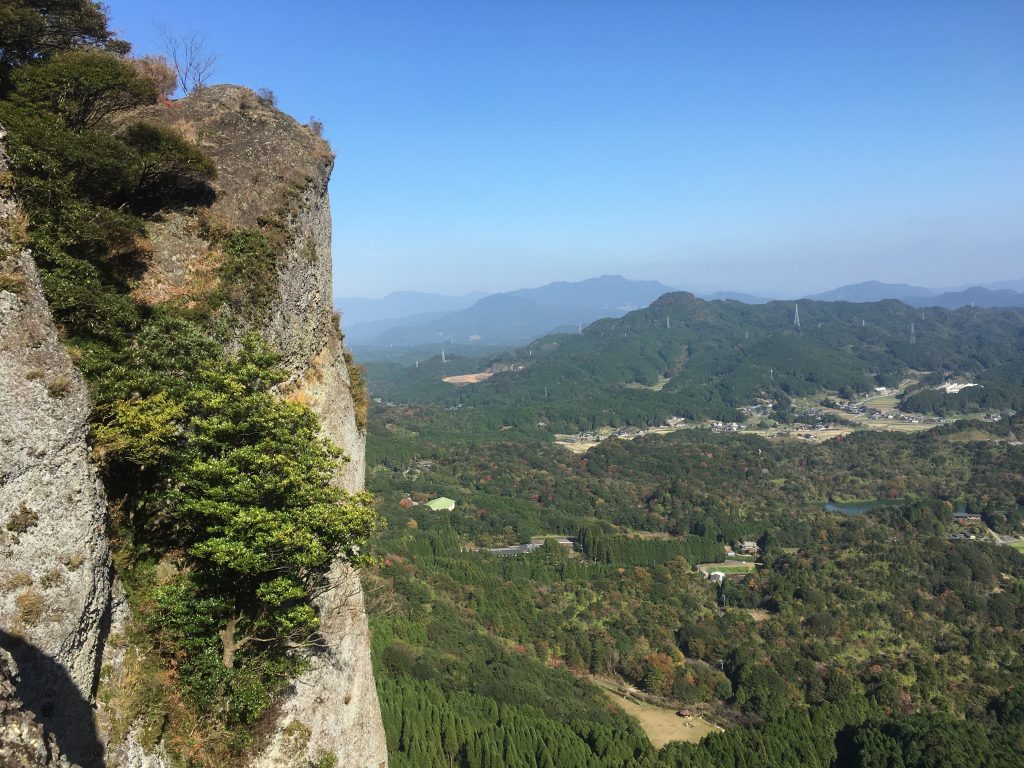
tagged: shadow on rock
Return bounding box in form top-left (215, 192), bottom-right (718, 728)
top-left (0, 630), bottom-right (103, 768)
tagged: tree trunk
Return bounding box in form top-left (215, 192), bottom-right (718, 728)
top-left (219, 614), bottom-right (239, 669)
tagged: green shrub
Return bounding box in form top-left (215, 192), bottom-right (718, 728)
top-left (344, 348), bottom-right (369, 431)
top-left (8, 50), bottom-right (157, 131)
top-left (101, 338), bottom-right (377, 734)
top-left (0, 0), bottom-right (128, 95)
top-left (121, 122), bottom-right (216, 211)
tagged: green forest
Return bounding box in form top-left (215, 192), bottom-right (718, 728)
top-left (366, 379), bottom-right (1024, 766)
top-left (366, 292), bottom-right (1024, 432)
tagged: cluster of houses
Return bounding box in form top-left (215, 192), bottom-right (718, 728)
top-left (984, 410), bottom-right (1016, 422)
top-left (560, 417), bottom-right (689, 446)
top-left (710, 421), bottom-right (743, 433)
top-left (724, 541), bottom-right (761, 557)
top-left (952, 510), bottom-right (982, 525)
top-left (704, 541), bottom-right (762, 583)
top-left (739, 403), bottom-right (774, 418)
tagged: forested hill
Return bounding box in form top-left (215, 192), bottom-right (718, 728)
top-left (367, 291), bottom-right (1024, 431)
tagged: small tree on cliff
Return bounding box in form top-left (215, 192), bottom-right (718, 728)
top-left (156, 24), bottom-right (217, 95)
top-left (99, 336), bottom-right (376, 672)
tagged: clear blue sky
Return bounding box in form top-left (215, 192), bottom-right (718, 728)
top-left (105, 1), bottom-right (1024, 299)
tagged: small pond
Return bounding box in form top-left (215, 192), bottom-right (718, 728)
top-left (823, 498), bottom-right (905, 516)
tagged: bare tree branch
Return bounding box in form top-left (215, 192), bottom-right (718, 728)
top-left (155, 24), bottom-right (217, 95)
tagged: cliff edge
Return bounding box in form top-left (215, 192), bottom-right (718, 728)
top-left (0, 84), bottom-right (384, 767)
top-left (116, 85), bottom-right (384, 767)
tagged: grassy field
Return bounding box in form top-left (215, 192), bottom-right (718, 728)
top-left (697, 562), bottom-right (758, 574)
top-left (590, 677), bottom-right (722, 748)
top-left (1008, 540), bottom-right (1024, 553)
top-left (625, 375), bottom-right (670, 392)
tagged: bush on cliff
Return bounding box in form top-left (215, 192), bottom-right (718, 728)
top-left (96, 332), bottom-right (376, 739)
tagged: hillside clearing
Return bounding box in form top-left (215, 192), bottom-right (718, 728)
top-left (443, 370), bottom-right (496, 385)
top-left (591, 677), bottom-right (722, 747)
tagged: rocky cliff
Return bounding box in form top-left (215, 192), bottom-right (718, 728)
top-left (0, 132), bottom-right (110, 768)
top-left (0, 86), bottom-right (385, 767)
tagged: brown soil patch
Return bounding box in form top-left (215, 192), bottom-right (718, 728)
top-left (443, 370), bottom-right (496, 385)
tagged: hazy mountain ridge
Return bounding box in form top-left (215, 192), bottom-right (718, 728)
top-left (338, 290), bottom-right (487, 326)
top-left (342, 277), bottom-right (1024, 349)
top-left (347, 275), bottom-right (673, 347)
top-left (804, 280), bottom-right (1024, 309)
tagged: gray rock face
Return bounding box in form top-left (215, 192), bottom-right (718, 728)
top-left (253, 140), bottom-right (384, 768)
top-left (125, 88), bottom-right (386, 767)
top-left (0, 136), bottom-right (110, 768)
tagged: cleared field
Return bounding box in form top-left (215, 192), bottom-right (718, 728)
top-left (625, 375), bottom-right (670, 391)
top-left (1008, 540), bottom-right (1024, 553)
top-left (592, 678), bottom-right (722, 747)
top-left (863, 394), bottom-right (900, 411)
top-left (697, 561), bottom-right (758, 574)
top-left (442, 370), bottom-right (496, 385)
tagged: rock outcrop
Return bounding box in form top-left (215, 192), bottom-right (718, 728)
top-left (114, 86), bottom-right (385, 767)
top-left (1, 85), bottom-right (385, 767)
top-left (0, 131), bottom-right (110, 768)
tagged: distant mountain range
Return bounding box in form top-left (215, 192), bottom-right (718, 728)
top-left (805, 281), bottom-right (936, 303)
top-left (803, 281), bottom-right (1024, 309)
top-left (341, 275), bottom-right (673, 348)
top-left (339, 290), bottom-right (487, 327)
top-left (340, 276), bottom-right (1024, 350)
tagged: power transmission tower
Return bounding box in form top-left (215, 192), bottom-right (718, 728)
top-left (793, 304), bottom-right (801, 330)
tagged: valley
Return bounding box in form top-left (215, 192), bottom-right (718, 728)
top-left (364, 291), bottom-right (1024, 768)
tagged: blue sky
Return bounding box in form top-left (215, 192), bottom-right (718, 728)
top-left (105, 1), bottom-right (1024, 299)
